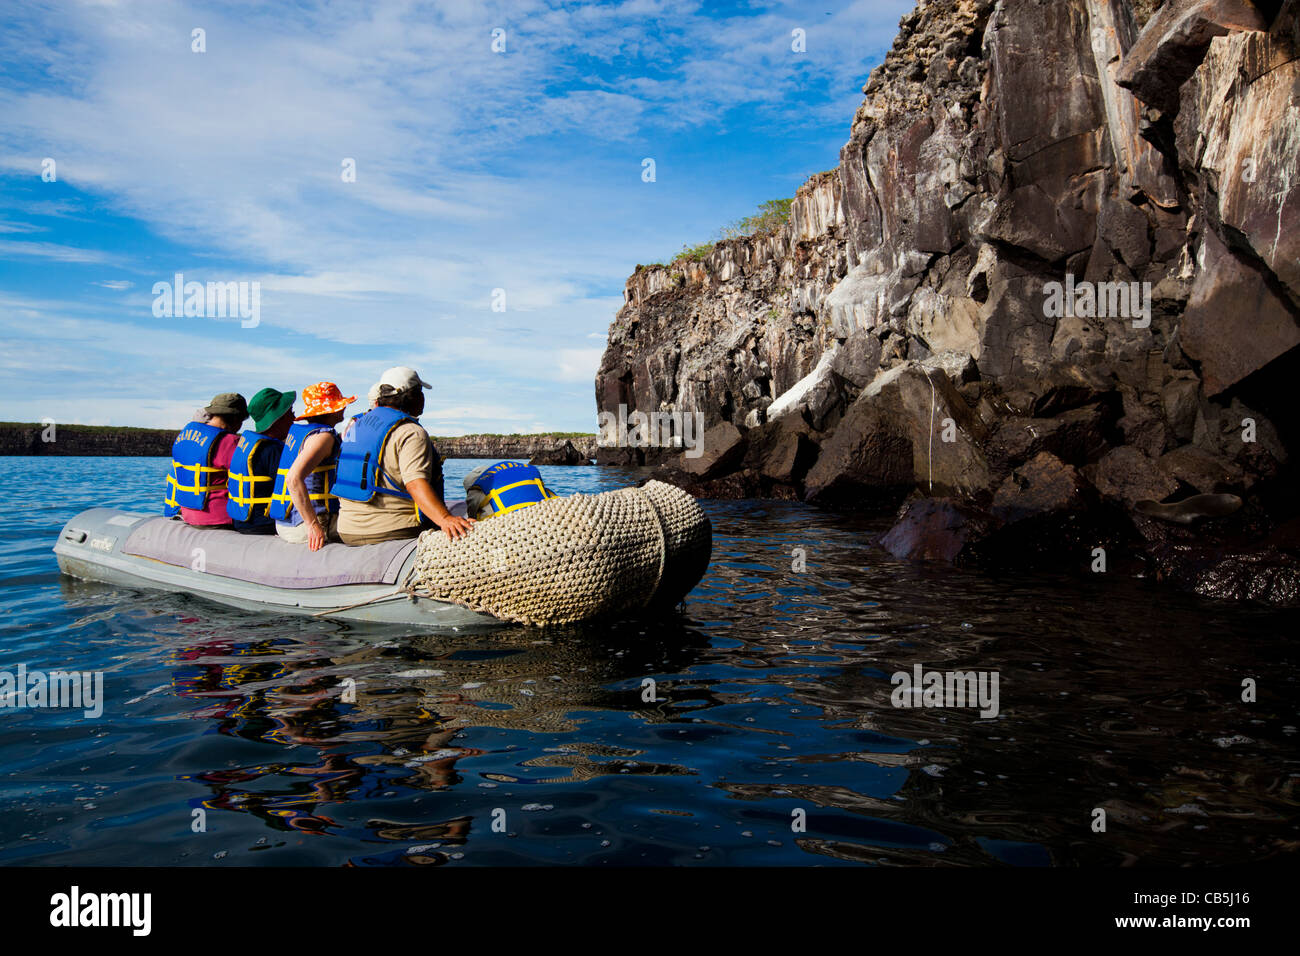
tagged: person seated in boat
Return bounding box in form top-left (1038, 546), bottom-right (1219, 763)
top-left (269, 381), bottom-right (356, 551)
top-left (463, 461), bottom-right (555, 520)
top-left (165, 392), bottom-right (248, 528)
top-left (334, 366), bottom-right (474, 545)
top-left (226, 387), bottom-right (296, 534)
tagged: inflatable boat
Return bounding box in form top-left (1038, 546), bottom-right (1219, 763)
top-left (54, 506), bottom-right (495, 626)
top-left (54, 481), bottom-right (713, 628)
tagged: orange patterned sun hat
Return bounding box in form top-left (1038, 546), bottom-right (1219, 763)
top-left (296, 381), bottom-right (357, 419)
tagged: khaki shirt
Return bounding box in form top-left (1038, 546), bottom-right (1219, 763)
top-left (337, 421), bottom-right (443, 538)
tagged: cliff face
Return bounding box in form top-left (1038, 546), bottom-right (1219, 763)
top-left (434, 435), bottom-right (598, 460)
top-left (0, 424), bottom-right (175, 456)
top-left (595, 0), bottom-right (1300, 603)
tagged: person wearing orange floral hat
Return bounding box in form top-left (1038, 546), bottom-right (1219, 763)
top-left (267, 382), bottom-right (357, 550)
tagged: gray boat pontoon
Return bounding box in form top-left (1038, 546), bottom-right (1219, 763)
top-left (54, 506), bottom-right (497, 627)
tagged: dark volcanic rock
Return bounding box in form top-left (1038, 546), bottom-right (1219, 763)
top-left (1156, 443), bottom-right (1246, 492)
top-left (983, 451), bottom-right (1123, 566)
top-left (991, 452), bottom-right (1087, 525)
top-left (1178, 230), bottom-right (1300, 397)
top-left (681, 421), bottom-right (746, 481)
top-left (878, 497), bottom-right (1000, 564)
top-left (1084, 445), bottom-right (1181, 507)
top-left (529, 440), bottom-right (591, 466)
top-left (741, 417), bottom-right (818, 485)
top-left (1117, 0), bottom-right (1267, 114)
top-left (804, 363), bottom-right (991, 509)
top-left (1156, 543), bottom-right (1300, 605)
top-left (592, 0), bottom-right (1300, 604)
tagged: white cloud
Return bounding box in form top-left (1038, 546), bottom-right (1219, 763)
top-left (0, 240), bottom-right (115, 263)
top-left (556, 347), bottom-right (605, 382)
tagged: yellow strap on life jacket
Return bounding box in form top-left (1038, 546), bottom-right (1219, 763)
top-left (228, 471), bottom-right (276, 506)
top-left (167, 463), bottom-right (224, 495)
top-left (270, 464), bottom-right (337, 508)
top-left (484, 478), bottom-right (552, 517)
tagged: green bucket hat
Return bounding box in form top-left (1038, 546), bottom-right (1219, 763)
top-left (248, 387), bottom-right (297, 433)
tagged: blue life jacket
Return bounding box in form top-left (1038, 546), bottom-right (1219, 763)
top-left (226, 430), bottom-right (285, 523)
top-left (164, 420), bottom-right (227, 516)
top-left (332, 407), bottom-right (420, 505)
top-left (268, 422), bottom-right (340, 525)
top-left (470, 461), bottom-right (554, 518)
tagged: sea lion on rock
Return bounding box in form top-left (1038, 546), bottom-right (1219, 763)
top-left (1134, 494), bottom-right (1243, 525)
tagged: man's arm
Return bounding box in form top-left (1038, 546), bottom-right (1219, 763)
top-left (406, 478), bottom-right (474, 540)
top-left (390, 424), bottom-right (473, 540)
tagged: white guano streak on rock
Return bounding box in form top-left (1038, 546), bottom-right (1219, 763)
top-left (766, 344), bottom-right (841, 421)
top-left (1271, 104), bottom-right (1300, 267)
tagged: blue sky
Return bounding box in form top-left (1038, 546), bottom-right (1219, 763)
top-left (0, 0), bottom-right (910, 433)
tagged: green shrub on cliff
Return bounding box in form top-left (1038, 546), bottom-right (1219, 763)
top-left (646, 197), bottom-right (794, 268)
top-left (678, 241), bottom-right (716, 262)
top-left (721, 198), bottom-right (793, 239)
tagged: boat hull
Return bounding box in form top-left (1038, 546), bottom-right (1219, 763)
top-left (53, 508), bottom-right (498, 628)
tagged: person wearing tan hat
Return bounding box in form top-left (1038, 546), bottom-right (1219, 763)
top-left (334, 366), bottom-right (474, 544)
top-left (268, 382), bottom-right (356, 550)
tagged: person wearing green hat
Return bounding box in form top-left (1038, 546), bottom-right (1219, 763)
top-left (164, 392), bottom-right (248, 527)
top-left (226, 387), bottom-right (297, 533)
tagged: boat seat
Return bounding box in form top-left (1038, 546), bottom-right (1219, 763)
top-left (122, 517), bottom-right (418, 589)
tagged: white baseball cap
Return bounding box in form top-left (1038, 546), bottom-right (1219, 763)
top-left (377, 366), bottom-right (432, 392)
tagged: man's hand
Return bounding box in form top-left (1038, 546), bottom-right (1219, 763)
top-left (407, 477), bottom-right (475, 540)
top-left (437, 514), bottom-right (475, 540)
top-left (306, 520), bottom-right (327, 552)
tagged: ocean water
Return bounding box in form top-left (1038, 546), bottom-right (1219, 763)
top-left (1, 455), bottom-right (1297, 867)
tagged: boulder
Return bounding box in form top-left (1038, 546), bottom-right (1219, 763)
top-left (991, 452), bottom-right (1087, 525)
top-left (529, 440), bottom-right (591, 466)
top-left (1178, 230), bottom-right (1300, 397)
top-left (987, 401), bottom-right (1117, 478)
top-left (649, 467), bottom-right (778, 501)
top-left (1161, 377), bottom-right (1201, 442)
top-left (804, 362), bottom-right (991, 509)
top-left (1155, 544), bottom-right (1300, 605)
top-left (1156, 443), bottom-right (1246, 492)
top-left (830, 328), bottom-right (883, 388)
top-left (680, 421), bottom-right (746, 481)
top-left (741, 417), bottom-right (818, 486)
top-left (1176, 18), bottom-right (1300, 304)
top-left (1083, 445), bottom-right (1180, 507)
top-left (985, 451), bottom-right (1122, 566)
top-left (878, 497), bottom-right (999, 564)
top-left (1116, 0), bottom-right (1267, 114)
top-left (1117, 389), bottom-right (1172, 459)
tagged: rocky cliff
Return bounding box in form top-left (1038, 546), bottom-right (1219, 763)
top-left (434, 435), bottom-right (597, 460)
top-left (595, 0), bottom-right (1300, 604)
top-left (0, 423), bottom-right (175, 456)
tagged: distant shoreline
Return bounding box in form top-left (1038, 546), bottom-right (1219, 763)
top-left (0, 422), bottom-right (598, 459)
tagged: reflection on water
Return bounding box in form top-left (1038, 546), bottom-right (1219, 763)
top-left (2, 457), bottom-right (1298, 866)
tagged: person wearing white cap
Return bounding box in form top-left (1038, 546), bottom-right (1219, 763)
top-left (333, 366), bottom-right (474, 544)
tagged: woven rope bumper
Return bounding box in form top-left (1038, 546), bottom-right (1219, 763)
top-left (406, 480), bottom-right (712, 626)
